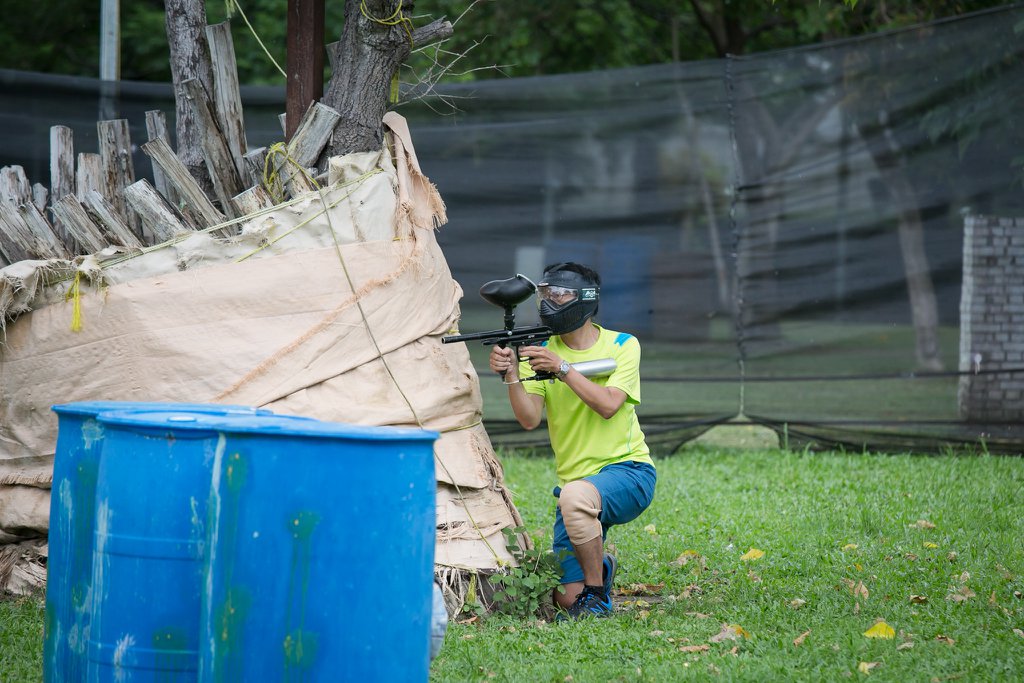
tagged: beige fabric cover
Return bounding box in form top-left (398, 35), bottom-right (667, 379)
top-left (0, 113), bottom-right (520, 594)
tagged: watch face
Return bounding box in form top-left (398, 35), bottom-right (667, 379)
top-left (560, 360), bottom-right (570, 375)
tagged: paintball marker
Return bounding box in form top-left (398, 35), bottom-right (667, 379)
top-left (442, 275), bottom-right (617, 382)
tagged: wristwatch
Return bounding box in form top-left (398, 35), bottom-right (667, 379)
top-left (557, 360), bottom-right (571, 379)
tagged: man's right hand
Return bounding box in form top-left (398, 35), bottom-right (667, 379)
top-left (489, 345), bottom-right (519, 381)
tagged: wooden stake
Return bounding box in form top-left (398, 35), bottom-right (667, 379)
top-left (144, 111), bottom-right (180, 208)
top-left (83, 191), bottom-right (146, 249)
top-left (97, 119), bottom-right (140, 234)
top-left (182, 78), bottom-right (244, 217)
top-left (76, 153), bottom-right (104, 202)
top-left (18, 202), bottom-right (72, 259)
top-left (0, 166), bottom-right (31, 205)
top-left (141, 138), bottom-right (224, 229)
top-left (206, 21), bottom-right (248, 179)
top-left (124, 179), bottom-right (193, 244)
top-left (50, 195), bottom-right (110, 254)
top-left (232, 185), bottom-right (276, 217)
top-left (286, 0), bottom-right (325, 141)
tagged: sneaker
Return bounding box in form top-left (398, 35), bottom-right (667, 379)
top-left (561, 586), bottom-right (613, 620)
top-left (603, 553), bottom-right (618, 600)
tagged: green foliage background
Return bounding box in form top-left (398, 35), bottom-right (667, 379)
top-left (0, 1), bottom-right (1013, 84)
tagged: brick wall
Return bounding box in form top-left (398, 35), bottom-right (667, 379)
top-left (958, 215), bottom-right (1024, 421)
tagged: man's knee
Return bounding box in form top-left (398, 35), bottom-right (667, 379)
top-left (558, 480), bottom-right (602, 546)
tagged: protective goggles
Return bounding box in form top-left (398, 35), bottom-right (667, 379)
top-left (538, 285), bottom-right (598, 305)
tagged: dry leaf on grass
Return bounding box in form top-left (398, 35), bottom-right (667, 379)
top-left (793, 630), bottom-right (811, 647)
top-left (790, 598), bottom-right (807, 609)
top-left (946, 586), bottom-right (975, 603)
top-left (671, 549), bottom-right (707, 570)
top-left (896, 641), bottom-right (915, 651)
top-left (910, 519), bottom-right (936, 529)
top-left (686, 611), bottom-right (712, 619)
top-left (843, 543), bottom-right (859, 551)
top-left (863, 621), bottom-right (895, 639)
top-left (740, 548), bottom-right (765, 561)
top-left (643, 524), bottom-right (657, 535)
top-left (617, 582), bottom-right (665, 596)
top-left (679, 644), bottom-right (710, 653)
top-left (710, 623), bottom-right (750, 642)
top-left (858, 661), bottom-right (881, 675)
top-left (935, 634), bottom-right (955, 646)
top-left (909, 595), bottom-right (929, 604)
top-left (1013, 628), bottom-right (1024, 639)
top-left (923, 542), bottom-right (939, 549)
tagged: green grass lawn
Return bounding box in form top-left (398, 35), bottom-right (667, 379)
top-left (3, 440), bottom-right (1022, 682)
top-left (430, 445), bottom-right (1024, 682)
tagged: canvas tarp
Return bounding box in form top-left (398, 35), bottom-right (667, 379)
top-left (0, 113), bottom-right (521, 597)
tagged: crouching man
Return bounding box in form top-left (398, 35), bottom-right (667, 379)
top-left (489, 262), bottom-right (656, 619)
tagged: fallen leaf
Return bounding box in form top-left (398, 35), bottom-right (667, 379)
top-left (854, 601), bottom-right (861, 615)
top-left (679, 644), bottom-right (710, 653)
top-left (709, 623), bottom-right (750, 642)
top-left (858, 661), bottom-right (881, 675)
top-left (649, 630), bottom-right (665, 637)
top-left (989, 591), bottom-right (997, 605)
top-left (1015, 591), bottom-right (1023, 600)
top-left (896, 641), bottom-right (915, 651)
top-left (462, 634), bottom-right (476, 640)
top-left (946, 586), bottom-right (975, 603)
top-left (564, 677), bottom-right (574, 682)
top-left (618, 582), bottom-right (665, 596)
top-left (958, 571), bottom-right (971, 582)
top-left (854, 581), bottom-right (870, 600)
top-left (905, 553), bottom-right (919, 561)
top-left (863, 621), bottom-right (896, 639)
top-left (855, 563), bottom-right (863, 571)
top-left (790, 598), bottom-right (807, 609)
top-left (935, 634), bottom-right (955, 646)
top-left (728, 646), bottom-right (739, 656)
top-left (747, 570), bottom-right (762, 583)
top-left (686, 611), bottom-right (712, 618)
top-left (671, 549), bottom-right (706, 568)
top-left (947, 552), bottom-right (958, 562)
top-left (740, 548), bottom-right (765, 561)
top-left (1013, 628), bottom-right (1024, 639)
top-left (910, 520), bottom-right (936, 529)
top-left (843, 544), bottom-right (859, 551)
top-left (793, 630), bottom-right (811, 646)
top-left (679, 584), bottom-right (701, 599)
top-left (643, 524), bottom-right (657, 535)
top-left (909, 595), bottom-right (929, 604)
top-left (923, 542), bottom-right (939, 549)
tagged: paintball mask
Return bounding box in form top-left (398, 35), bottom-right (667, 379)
top-left (537, 265), bottom-right (600, 335)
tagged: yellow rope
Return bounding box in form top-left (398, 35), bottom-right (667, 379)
top-left (225, 0), bottom-right (287, 79)
top-left (65, 271), bottom-right (83, 332)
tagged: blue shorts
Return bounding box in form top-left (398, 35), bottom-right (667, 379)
top-left (552, 460), bottom-right (657, 584)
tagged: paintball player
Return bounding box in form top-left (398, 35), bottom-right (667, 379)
top-left (488, 262), bottom-right (656, 619)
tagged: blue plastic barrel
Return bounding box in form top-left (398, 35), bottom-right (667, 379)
top-left (101, 412), bottom-right (438, 683)
top-left (43, 402), bottom-right (269, 683)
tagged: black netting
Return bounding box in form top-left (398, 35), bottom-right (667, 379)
top-left (2, 5), bottom-right (1022, 453)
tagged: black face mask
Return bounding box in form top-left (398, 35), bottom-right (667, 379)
top-left (539, 297), bottom-right (598, 334)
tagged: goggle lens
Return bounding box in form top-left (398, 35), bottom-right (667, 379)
top-left (538, 286), bottom-right (578, 304)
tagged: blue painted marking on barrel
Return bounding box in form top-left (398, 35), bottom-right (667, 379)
top-left (154, 413), bottom-right (435, 683)
top-left (44, 402), bottom-right (269, 683)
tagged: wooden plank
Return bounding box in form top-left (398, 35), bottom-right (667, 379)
top-left (124, 179), bottom-right (193, 244)
top-left (97, 119), bottom-right (140, 234)
top-left (49, 125), bottom-right (77, 249)
top-left (144, 110), bottom-right (180, 208)
top-left (288, 102), bottom-right (340, 168)
top-left (206, 21), bottom-right (248, 178)
top-left (285, 0), bottom-right (325, 141)
top-left (232, 185), bottom-right (276, 217)
top-left (18, 202), bottom-right (72, 259)
top-left (76, 153), bottom-right (104, 201)
top-left (141, 138), bottom-right (223, 229)
top-left (83, 190), bottom-right (146, 249)
top-left (0, 166), bottom-right (31, 205)
top-left (274, 102), bottom-right (340, 198)
top-left (0, 201), bottom-right (34, 263)
top-left (31, 184), bottom-right (49, 214)
top-left (242, 147), bottom-right (270, 189)
top-left (51, 195), bottom-right (110, 254)
top-left (182, 78), bottom-right (244, 217)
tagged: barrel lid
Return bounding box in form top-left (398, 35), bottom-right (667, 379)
top-left (95, 410), bottom-right (439, 442)
top-left (52, 401), bottom-right (271, 418)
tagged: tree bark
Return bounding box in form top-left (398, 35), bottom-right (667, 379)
top-left (322, 1), bottom-right (452, 157)
top-left (164, 0), bottom-right (215, 192)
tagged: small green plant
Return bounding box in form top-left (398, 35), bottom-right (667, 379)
top-left (487, 526), bottom-right (565, 620)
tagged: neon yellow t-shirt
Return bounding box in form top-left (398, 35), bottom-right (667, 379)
top-left (522, 323), bottom-right (652, 483)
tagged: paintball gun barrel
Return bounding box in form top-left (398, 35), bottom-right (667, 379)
top-left (441, 274), bottom-right (616, 381)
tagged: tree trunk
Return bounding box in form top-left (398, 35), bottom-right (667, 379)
top-left (322, 0), bottom-right (412, 156)
top-left (164, 0), bottom-right (215, 193)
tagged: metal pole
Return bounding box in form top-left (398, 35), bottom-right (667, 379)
top-left (99, 0), bottom-right (120, 121)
